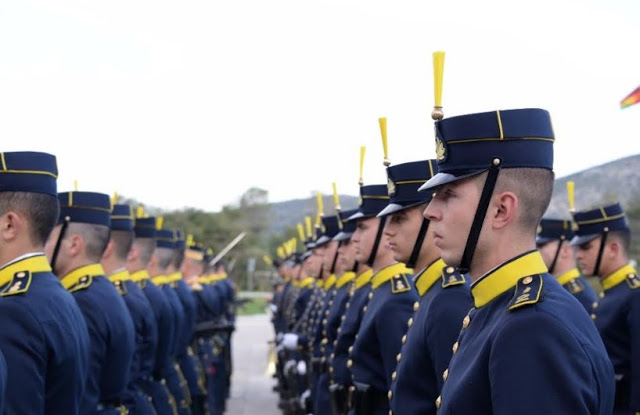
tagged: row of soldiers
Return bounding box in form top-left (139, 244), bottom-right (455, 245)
top-left (268, 53), bottom-right (638, 415)
top-left (0, 151), bottom-right (236, 415)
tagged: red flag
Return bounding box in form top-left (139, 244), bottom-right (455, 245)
top-left (621, 86), bottom-right (640, 109)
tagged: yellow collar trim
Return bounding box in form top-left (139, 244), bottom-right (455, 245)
top-left (198, 276), bottom-right (210, 284)
top-left (324, 274), bottom-right (337, 290)
top-left (130, 270), bottom-right (150, 282)
top-left (108, 269), bottom-right (131, 283)
top-left (166, 272), bottom-right (182, 282)
top-left (336, 271), bottom-right (356, 288)
top-left (292, 280), bottom-right (300, 287)
top-left (371, 263), bottom-right (411, 290)
top-left (602, 264), bottom-right (637, 291)
top-left (556, 268), bottom-right (581, 286)
top-left (317, 279), bottom-right (325, 288)
top-left (61, 264), bottom-right (105, 290)
top-left (0, 255), bottom-right (51, 288)
top-left (471, 251), bottom-right (548, 308)
top-left (300, 277), bottom-right (315, 288)
top-left (354, 269), bottom-right (373, 289)
top-left (151, 275), bottom-right (169, 285)
top-left (415, 258), bottom-right (446, 297)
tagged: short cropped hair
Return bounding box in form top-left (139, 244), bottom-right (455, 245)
top-left (111, 230), bottom-right (135, 261)
top-left (133, 238), bottom-right (156, 267)
top-left (173, 248), bottom-right (185, 270)
top-left (0, 192), bottom-right (59, 246)
top-left (66, 223), bottom-right (111, 262)
top-left (154, 247), bottom-right (174, 269)
top-left (609, 229), bottom-right (631, 257)
top-left (491, 168), bottom-right (555, 232)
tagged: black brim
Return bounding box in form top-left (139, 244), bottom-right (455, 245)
top-left (418, 169), bottom-right (486, 192)
top-left (570, 234), bottom-right (600, 246)
top-left (377, 201), bottom-right (428, 218)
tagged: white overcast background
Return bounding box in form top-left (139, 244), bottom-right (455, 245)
top-left (1, 0), bottom-right (639, 211)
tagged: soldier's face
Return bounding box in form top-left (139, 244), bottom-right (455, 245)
top-left (322, 241), bottom-right (339, 272)
top-left (338, 239), bottom-right (356, 270)
top-left (575, 238), bottom-right (601, 276)
top-left (352, 216), bottom-right (380, 264)
top-left (423, 178), bottom-right (480, 267)
top-left (384, 205), bottom-right (425, 264)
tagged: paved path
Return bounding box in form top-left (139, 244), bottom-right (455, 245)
top-left (226, 314), bottom-right (280, 415)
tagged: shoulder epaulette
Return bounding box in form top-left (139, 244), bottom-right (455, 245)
top-left (0, 270), bottom-right (33, 297)
top-left (138, 279), bottom-right (148, 289)
top-left (626, 273), bottom-right (640, 289)
top-left (564, 278), bottom-right (584, 294)
top-left (391, 274), bottom-right (411, 294)
top-left (113, 279), bottom-right (127, 296)
top-left (441, 266), bottom-right (466, 288)
top-left (69, 275), bottom-right (93, 293)
top-left (508, 274), bottom-right (543, 311)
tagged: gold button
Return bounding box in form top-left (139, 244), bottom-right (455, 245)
top-left (407, 318), bottom-right (414, 327)
top-left (396, 353), bottom-right (402, 362)
top-left (329, 367), bottom-right (334, 373)
top-left (363, 306), bottom-right (367, 312)
top-left (462, 315), bottom-right (470, 329)
top-left (347, 359), bottom-right (353, 368)
top-left (523, 276), bottom-right (533, 285)
top-left (443, 368), bottom-right (449, 381)
top-left (323, 319), bottom-right (327, 325)
top-left (591, 314), bottom-right (597, 320)
top-left (599, 292), bottom-right (605, 298)
top-left (391, 371), bottom-right (397, 381)
top-left (592, 302), bottom-right (599, 309)
top-left (452, 342), bottom-right (459, 354)
top-left (341, 316), bottom-right (346, 321)
top-left (321, 338), bottom-right (328, 345)
top-left (435, 396), bottom-right (442, 409)
top-left (369, 292), bottom-right (374, 299)
top-left (446, 266), bottom-right (454, 274)
top-left (389, 411), bottom-right (393, 415)
top-left (348, 346), bottom-right (353, 353)
top-left (388, 390), bottom-right (392, 400)
top-left (413, 301), bottom-right (420, 311)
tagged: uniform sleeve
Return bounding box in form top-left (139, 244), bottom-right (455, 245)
top-left (153, 294), bottom-right (175, 378)
top-left (375, 294), bottom-right (417, 388)
top-left (425, 289), bottom-right (471, 392)
top-left (489, 311), bottom-right (604, 415)
top-left (104, 301), bottom-right (135, 400)
top-left (0, 300), bottom-right (47, 415)
top-left (627, 290), bottom-right (640, 411)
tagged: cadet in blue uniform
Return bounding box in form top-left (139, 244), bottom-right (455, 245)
top-left (148, 227), bottom-right (191, 415)
top-left (127, 215), bottom-right (178, 415)
top-left (381, 159), bottom-right (472, 415)
top-left (536, 217), bottom-right (598, 311)
top-left (45, 191), bottom-right (136, 415)
top-left (101, 203), bottom-right (159, 415)
top-left (420, 106), bottom-right (614, 414)
top-left (347, 179), bottom-right (418, 415)
top-left (169, 231), bottom-right (207, 415)
top-left (572, 202), bottom-right (640, 414)
top-left (0, 151), bottom-right (90, 414)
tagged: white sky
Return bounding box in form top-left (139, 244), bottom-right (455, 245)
top-left (1, 0), bottom-right (639, 212)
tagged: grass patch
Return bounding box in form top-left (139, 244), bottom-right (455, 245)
top-left (237, 297), bottom-right (268, 316)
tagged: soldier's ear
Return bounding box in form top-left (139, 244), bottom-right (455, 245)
top-left (0, 211), bottom-right (23, 242)
top-left (101, 239), bottom-right (115, 260)
top-left (492, 191), bottom-right (518, 230)
top-left (126, 242), bottom-right (138, 263)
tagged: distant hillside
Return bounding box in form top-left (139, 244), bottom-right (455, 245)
top-left (267, 194), bottom-right (359, 236)
top-left (546, 154), bottom-right (640, 217)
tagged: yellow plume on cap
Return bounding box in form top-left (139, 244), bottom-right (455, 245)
top-left (263, 255), bottom-right (273, 265)
top-left (305, 216), bottom-right (313, 238)
top-left (277, 246), bottom-right (285, 259)
top-left (297, 223), bottom-right (305, 242)
top-left (74, 180), bottom-right (79, 191)
top-left (379, 117), bottom-right (389, 166)
top-left (136, 206), bottom-right (145, 219)
top-left (567, 181), bottom-right (576, 212)
top-left (111, 191), bottom-right (119, 206)
top-left (156, 216), bottom-right (164, 230)
top-left (359, 146), bottom-right (366, 186)
top-left (186, 234), bottom-right (194, 247)
top-left (292, 238), bottom-right (297, 253)
top-left (332, 182), bottom-right (341, 211)
top-left (432, 51), bottom-right (445, 120)
top-left (316, 192), bottom-right (324, 218)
